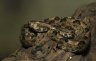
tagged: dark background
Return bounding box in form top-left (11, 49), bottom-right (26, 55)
top-left (0, 0), bottom-right (95, 60)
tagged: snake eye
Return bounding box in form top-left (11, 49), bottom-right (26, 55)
top-left (36, 27), bottom-right (48, 33)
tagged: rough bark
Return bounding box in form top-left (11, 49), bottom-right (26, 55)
top-left (73, 2), bottom-right (96, 20)
top-left (73, 2), bottom-right (96, 61)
